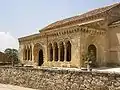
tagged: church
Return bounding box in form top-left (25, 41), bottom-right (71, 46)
top-left (18, 3), bottom-right (120, 68)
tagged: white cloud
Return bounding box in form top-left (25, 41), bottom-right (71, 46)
top-left (0, 32), bottom-right (19, 52)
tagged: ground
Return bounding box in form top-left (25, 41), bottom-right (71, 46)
top-left (41, 66), bottom-right (120, 73)
top-left (93, 67), bottom-right (120, 73)
top-left (0, 84), bottom-right (37, 90)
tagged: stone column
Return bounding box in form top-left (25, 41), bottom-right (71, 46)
top-left (32, 43), bottom-right (34, 62)
top-left (29, 46), bottom-right (30, 61)
top-left (30, 49), bottom-right (31, 60)
top-left (64, 43), bottom-right (67, 62)
top-left (58, 46), bottom-right (60, 61)
top-left (53, 47), bottom-right (55, 61)
top-left (27, 48), bottom-right (28, 61)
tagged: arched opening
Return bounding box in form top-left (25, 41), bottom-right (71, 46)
top-left (25, 49), bottom-right (27, 60)
top-left (38, 49), bottom-right (44, 66)
top-left (66, 41), bottom-right (71, 62)
top-left (33, 43), bottom-right (44, 66)
top-left (28, 48), bottom-right (30, 60)
top-left (54, 42), bottom-right (58, 61)
top-left (48, 43), bottom-right (53, 61)
top-left (88, 44), bottom-right (97, 67)
top-left (60, 42), bottom-right (64, 61)
top-left (30, 46), bottom-right (32, 60)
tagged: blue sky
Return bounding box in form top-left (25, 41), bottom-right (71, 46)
top-left (0, 0), bottom-right (119, 51)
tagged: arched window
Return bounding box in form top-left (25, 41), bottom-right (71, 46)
top-left (54, 42), bottom-right (58, 61)
top-left (30, 45), bottom-right (32, 60)
top-left (60, 42), bottom-right (64, 61)
top-left (66, 41), bottom-right (71, 61)
top-left (48, 43), bottom-right (53, 61)
top-left (28, 48), bottom-right (30, 60)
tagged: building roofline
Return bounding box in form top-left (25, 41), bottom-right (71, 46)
top-left (40, 2), bottom-right (120, 31)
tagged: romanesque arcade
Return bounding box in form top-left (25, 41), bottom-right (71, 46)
top-left (22, 40), bottom-right (71, 66)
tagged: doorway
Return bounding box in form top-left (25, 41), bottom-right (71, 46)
top-left (88, 44), bottom-right (97, 67)
top-left (38, 49), bottom-right (43, 66)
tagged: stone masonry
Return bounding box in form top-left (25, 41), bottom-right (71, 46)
top-left (0, 67), bottom-right (120, 90)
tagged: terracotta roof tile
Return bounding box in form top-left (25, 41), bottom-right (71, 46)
top-left (42, 2), bottom-right (120, 31)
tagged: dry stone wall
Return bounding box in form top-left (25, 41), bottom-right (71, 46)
top-left (0, 67), bottom-right (120, 90)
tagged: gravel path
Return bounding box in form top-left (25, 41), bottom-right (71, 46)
top-left (0, 84), bottom-right (37, 90)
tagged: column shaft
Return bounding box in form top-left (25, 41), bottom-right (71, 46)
top-left (64, 45), bottom-right (67, 61)
top-left (32, 44), bottom-right (34, 62)
top-left (53, 48), bottom-right (55, 61)
top-left (30, 47), bottom-right (32, 61)
top-left (58, 47), bottom-right (60, 61)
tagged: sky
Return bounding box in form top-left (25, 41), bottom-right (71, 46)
top-left (0, 0), bottom-right (120, 51)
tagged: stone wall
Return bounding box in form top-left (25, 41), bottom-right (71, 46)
top-left (0, 67), bottom-right (120, 90)
top-left (109, 25), bottom-right (120, 64)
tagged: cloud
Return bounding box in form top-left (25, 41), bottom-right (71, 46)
top-left (0, 32), bottom-right (19, 52)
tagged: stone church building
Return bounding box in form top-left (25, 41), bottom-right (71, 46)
top-left (19, 3), bottom-right (120, 68)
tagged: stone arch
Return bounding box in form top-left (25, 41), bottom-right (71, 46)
top-left (53, 42), bottom-right (58, 61)
top-left (38, 49), bottom-right (43, 66)
top-left (28, 46), bottom-right (30, 60)
top-left (33, 43), bottom-right (44, 66)
top-left (30, 45), bottom-right (32, 60)
top-left (66, 41), bottom-right (71, 62)
top-left (59, 42), bottom-right (64, 61)
top-left (48, 43), bottom-right (53, 61)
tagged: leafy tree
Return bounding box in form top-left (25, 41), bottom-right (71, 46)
top-left (82, 50), bottom-right (96, 68)
top-left (4, 48), bottom-right (19, 66)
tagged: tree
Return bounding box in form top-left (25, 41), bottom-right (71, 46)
top-left (82, 50), bottom-right (96, 69)
top-left (4, 48), bottom-right (19, 66)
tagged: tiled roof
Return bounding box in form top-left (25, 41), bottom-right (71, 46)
top-left (41, 2), bottom-right (120, 31)
top-left (18, 33), bottom-right (40, 41)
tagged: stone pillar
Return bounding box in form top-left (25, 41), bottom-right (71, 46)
top-left (29, 47), bottom-right (30, 61)
top-left (58, 46), bottom-right (60, 61)
top-left (27, 48), bottom-right (28, 61)
top-left (64, 43), bottom-right (67, 62)
top-left (53, 47), bottom-right (55, 61)
top-left (30, 49), bottom-right (31, 60)
top-left (30, 49), bottom-right (31, 61)
top-left (32, 43), bottom-right (34, 62)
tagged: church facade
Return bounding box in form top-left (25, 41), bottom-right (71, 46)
top-left (18, 3), bottom-right (120, 68)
